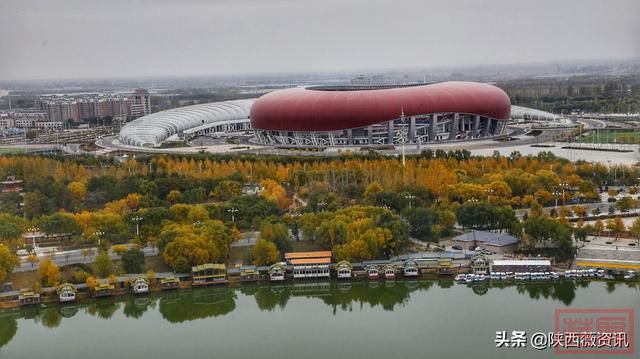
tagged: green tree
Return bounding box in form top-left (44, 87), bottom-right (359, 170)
top-left (121, 248), bottom-right (145, 273)
top-left (37, 213), bottom-right (81, 236)
top-left (95, 251), bottom-right (114, 277)
top-left (252, 239), bottom-right (279, 265)
top-left (259, 222), bottom-right (291, 253)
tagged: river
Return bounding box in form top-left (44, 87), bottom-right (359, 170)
top-left (0, 279), bottom-right (638, 359)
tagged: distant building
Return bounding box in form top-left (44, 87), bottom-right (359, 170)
top-left (130, 88), bottom-right (151, 119)
top-left (452, 230), bottom-right (520, 254)
top-left (35, 88), bottom-right (150, 123)
top-left (1, 176), bottom-right (23, 193)
top-left (350, 74), bottom-right (371, 86)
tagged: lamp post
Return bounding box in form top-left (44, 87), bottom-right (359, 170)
top-left (227, 207), bottom-right (239, 223)
top-left (404, 194), bottom-right (415, 209)
top-left (93, 230), bottom-right (104, 249)
top-left (485, 188), bottom-right (495, 202)
top-left (193, 220), bottom-right (201, 227)
top-left (553, 191), bottom-right (561, 210)
top-left (131, 216), bottom-right (143, 237)
top-left (27, 226), bottom-right (39, 250)
top-left (559, 181), bottom-right (569, 206)
top-left (317, 201), bottom-right (327, 213)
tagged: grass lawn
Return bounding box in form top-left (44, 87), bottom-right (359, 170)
top-left (0, 148), bottom-right (26, 154)
top-left (580, 130), bottom-right (640, 144)
top-left (144, 255), bottom-right (171, 273)
top-left (6, 271), bottom-right (39, 290)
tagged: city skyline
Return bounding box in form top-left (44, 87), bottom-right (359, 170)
top-left (1, 0), bottom-right (639, 81)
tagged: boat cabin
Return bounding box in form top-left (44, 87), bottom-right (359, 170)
top-left (285, 251), bottom-right (332, 279)
top-left (192, 263), bottom-right (228, 286)
top-left (56, 283), bottom-right (77, 302)
top-left (403, 261), bottom-right (419, 277)
top-left (160, 277), bottom-right (180, 290)
top-left (240, 266), bottom-right (259, 282)
top-left (335, 260), bottom-right (352, 279)
top-left (470, 254), bottom-right (489, 274)
top-left (383, 264), bottom-right (395, 280)
top-left (366, 266), bottom-right (379, 280)
top-left (94, 283), bottom-right (115, 297)
top-left (436, 258), bottom-right (454, 275)
top-left (268, 263), bottom-right (286, 281)
top-left (131, 277), bottom-right (149, 294)
top-left (18, 290), bottom-right (40, 306)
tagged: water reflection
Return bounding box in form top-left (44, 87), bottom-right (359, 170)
top-left (0, 279), bottom-right (637, 349)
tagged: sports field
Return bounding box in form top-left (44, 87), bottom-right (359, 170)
top-left (580, 130), bottom-right (640, 144)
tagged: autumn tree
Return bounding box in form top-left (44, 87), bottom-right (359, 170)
top-left (0, 246), bottom-right (19, 283)
top-left (38, 257), bottom-right (61, 286)
top-left (606, 217), bottom-right (625, 239)
top-left (67, 181), bottom-right (87, 202)
top-left (27, 255), bottom-right (39, 268)
top-left (252, 239), bottom-right (279, 266)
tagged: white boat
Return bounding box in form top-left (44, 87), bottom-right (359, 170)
top-left (550, 272), bottom-right (559, 280)
top-left (454, 274), bottom-right (467, 282)
top-left (337, 268), bottom-right (352, 279)
top-left (596, 270), bottom-right (605, 278)
top-left (623, 271), bottom-right (636, 280)
top-left (403, 266), bottom-right (419, 278)
top-left (131, 277), bottom-right (149, 295)
top-left (57, 283), bottom-right (77, 303)
top-left (465, 275), bottom-right (474, 283)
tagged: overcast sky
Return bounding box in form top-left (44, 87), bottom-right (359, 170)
top-left (1, 0), bottom-right (639, 80)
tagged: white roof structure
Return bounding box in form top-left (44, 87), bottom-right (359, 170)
top-left (119, 99), bottom-right (255, 147)
top-left (492, 260), bottom-right (551, 266)
top-left (511, 105), bottom-right (564, 121)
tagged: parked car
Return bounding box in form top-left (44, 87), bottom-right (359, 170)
top-left (451, 245), bottom-right (463, 250)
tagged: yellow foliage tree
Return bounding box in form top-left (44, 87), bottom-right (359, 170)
top-left (67, 181), bottom-right (87, 202)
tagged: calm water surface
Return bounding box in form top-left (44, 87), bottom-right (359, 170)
top-left (0, 279), bottom-right (638, 359)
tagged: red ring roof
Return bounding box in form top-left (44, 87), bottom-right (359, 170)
top-left (250, 81), bottom-right (511, 131)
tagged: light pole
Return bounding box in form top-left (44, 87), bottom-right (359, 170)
top-left (318, 201), bottom-right (327, 213)
top-left (93, 230), bottom-right (104, 249)
top-left (193, 220), bottom-right (201, 227)
top-left (553, 191), bottom-right (561, 210)
top-left (485, 188), bottom-right (495, 202)
top-left (131, 216), bottom-right (143, 237)
top-left (404, 194), bottom-right (415, 209)
top-left (559, 181), bottom-right (569, 206)
top-left (27, 226), bottom-right (39, 250)
top-left (227, 207), bottom-right (239, 223)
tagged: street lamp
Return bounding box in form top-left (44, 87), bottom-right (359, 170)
top-left (317, 201), bottom-right (327, 213)
top-left (131, 216), bottom-right (143, 237)
top-left (558, 181), bottom-right (569, 206)
top-left (93, 230), bottom-right (104, 248)
top-left (227, 207), bottom-right (239, 223)
top-left (404, 194), bottom-right (415, 209)
top-left (27, 226), bottom-right (39, 250)
top-left (193, 220), bottom-right (201, 227)
top-left (553, 191), bottom-right (562, 210)
top-left (484, 188), bottom-right (495, 202)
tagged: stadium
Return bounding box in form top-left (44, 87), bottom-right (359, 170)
top-left (250, 81), bottom-right (510, 146)
top-left (117, 81), bottom-right (564, 149)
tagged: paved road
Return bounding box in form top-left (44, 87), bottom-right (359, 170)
top-left (15, 245), bottom-right (159, 273)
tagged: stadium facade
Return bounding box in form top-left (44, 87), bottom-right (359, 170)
top-left (249, 81), bottom-right (511, 146)
top-left (119, 99), bottom-right (254, 147)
